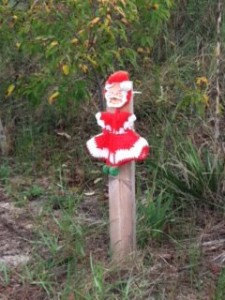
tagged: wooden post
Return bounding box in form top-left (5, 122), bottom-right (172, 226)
top-left (108, 95), bottom-right (136, 262)
top-left (86, 71), bottom-right (148, 262)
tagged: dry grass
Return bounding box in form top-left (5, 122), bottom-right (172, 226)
top-left (0, 170), bottom-right (224, 300)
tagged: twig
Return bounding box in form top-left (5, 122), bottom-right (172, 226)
top-left (201, 239), bottom-right (225, 252)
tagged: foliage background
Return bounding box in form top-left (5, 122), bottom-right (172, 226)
top-left (0, 0), bottom-right (172, 110)
top-left (0, 0), bottom-right (225, 299)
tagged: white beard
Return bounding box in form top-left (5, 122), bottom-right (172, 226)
top-left (105, 91), bottom-right (128, 108)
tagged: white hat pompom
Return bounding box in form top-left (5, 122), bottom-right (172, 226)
top-left (120, 81), bottom-right (133, 91)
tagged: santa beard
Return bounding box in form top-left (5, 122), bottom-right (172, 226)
top-left (105, 91), bottom-right (128, 108)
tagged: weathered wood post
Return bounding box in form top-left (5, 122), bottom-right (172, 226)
top-left (86, 71), bottom-right (149, 263)
top-left (108, 94), bottom-right (136, 262)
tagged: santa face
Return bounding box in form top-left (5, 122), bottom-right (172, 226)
top-left (105, 83), bottom-right (129, 108)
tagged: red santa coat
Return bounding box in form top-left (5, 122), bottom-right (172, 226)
top-left (87, 110), bottom-right (149, 166)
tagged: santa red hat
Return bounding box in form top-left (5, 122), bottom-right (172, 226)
top-left (105, 71), bottom-right (132, 91)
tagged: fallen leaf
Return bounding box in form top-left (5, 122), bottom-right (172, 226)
top-left (56, 131), bottom-right (71, 140)
top-left (16, 42), bottom-right (21, 49)
top-left (84, 191), bottom-right (96, 196)
top-left (89, 17), bottom-right (100, 27)
top-left (48, 91), bottom-right (59, 104)
top-left (94, 178), bottom-right (103, 184)
top-left (48, 40), bottom-right (59, 49)
top-left (71, 38), bottom-right (79, 44)
top-left (62, 64), bottom-right (70, 75)
top-left (6, 84), bottom-right (15, 97)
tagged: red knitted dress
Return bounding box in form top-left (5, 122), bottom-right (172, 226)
top-left (87, 109), bottom-right (149, 167)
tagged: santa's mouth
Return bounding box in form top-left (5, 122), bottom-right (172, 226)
top-left (109, 97), bottom-right (121, 103)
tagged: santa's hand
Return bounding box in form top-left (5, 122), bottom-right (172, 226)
top-left (123, 114), bottom-right (136, 130)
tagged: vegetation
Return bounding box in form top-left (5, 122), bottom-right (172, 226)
top-left (0, 0), bottom-right (172, 110)
top-left (0, 0), bottom-right (225, 299)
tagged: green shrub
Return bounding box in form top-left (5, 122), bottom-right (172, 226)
top-left (0, 0), bottom-right (174, 114)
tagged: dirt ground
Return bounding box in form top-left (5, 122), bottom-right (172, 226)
top-left (0, 187), bottom-right (47, 300)
top-left (0, 184), bottom-right (106, 300)
top-left (0, 183), bottom-right (225, 299)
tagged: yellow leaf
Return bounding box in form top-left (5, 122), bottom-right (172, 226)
top-left (86, 55), bottom-right (98, 67)
top-left (79, 64), bottom-right (88, 73)
top-left (6, 84), bottom-right (15, 97)
top-left (44, 2), bottom-right (50, 13)
top-left (137, 47), bottom-right (144, 53)
top-left (121, 18), bottom-right (129, 25)
top-left (62, 64), bottom-right (70, 75)
top-left (152, 4), bottom-right (159, 10)
top-left (48, 91), bottom-right (59, 104)
top-left (78, 29), bottom-right (85, 35)
top-left (202, 94), bottom-right (209, 106)
top-left (196, 76), bottom-right (208, 86)
top-left (115, 6), bottom-right (126, 18)
top-left (49, 41), bottom-right (59, 49)
top-left (104, 18), bottom-right (110, 27)
top-left (89, 17), bottom-right (100, 27)
top-left (16, 42), bottom-right (21, 49)
top-left (12, 15), bottom-right (18, 21)
top-left (106, 14), bottom-right (112, 22)
top-left (71, 38), bottom-right (79, 45)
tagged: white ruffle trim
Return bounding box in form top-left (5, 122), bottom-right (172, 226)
top-left (114, 137), bottom-right (148, 164)
top-left (95, 112), bottom-right (104, 128)
top-left (123, 114), bottom-right (136, 130)
top-left (87, 134), bottom-right (148, 165)
top-left (86, 134), bottom-right (109, 159)
top-left (96, 112), bottom-right (136, 132)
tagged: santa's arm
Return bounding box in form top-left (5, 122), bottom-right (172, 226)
top-left (123, 113), bottom-right (136, 129)
top-left (95, 112), bottom-right (112, 130)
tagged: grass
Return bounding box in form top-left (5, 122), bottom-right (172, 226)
top-left (1, 100), bottom-right (225, 300)
top-left (0, 123), bottom-right (223, 299)
top-left (0, 0), bottom-right (224, 298)
top-left (137, 189), bottom-right (175, 245)
top-left (0, 163), bottom-right (10, 184)
top-left (2, 105), bottom-right (225, 297)
top-left (0, 262), bottom-right (10, 286)
top-left (215, 268), bottom-right (225, 300)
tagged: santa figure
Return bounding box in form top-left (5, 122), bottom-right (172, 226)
top-left (86, 70), bottom-right (149, 176)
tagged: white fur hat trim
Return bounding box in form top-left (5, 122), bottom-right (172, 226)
top-left (120, 81), bottom-right (133, 91)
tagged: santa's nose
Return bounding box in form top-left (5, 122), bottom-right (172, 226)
top-left (111, 91), bottom-right (121, 97)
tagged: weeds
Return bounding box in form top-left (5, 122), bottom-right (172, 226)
top-left (0, 0), bottom-right (224, 299)
top-left (147, 128), bottom-right (225, 209)
top-left (137, 190), bottom-right (174, 245)
top-left (215, 268), bottom-right (225, 300)
top-left (0, 162), bottom-right (10, 184)
top-left (0, 262), bottom-right (10, 286)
